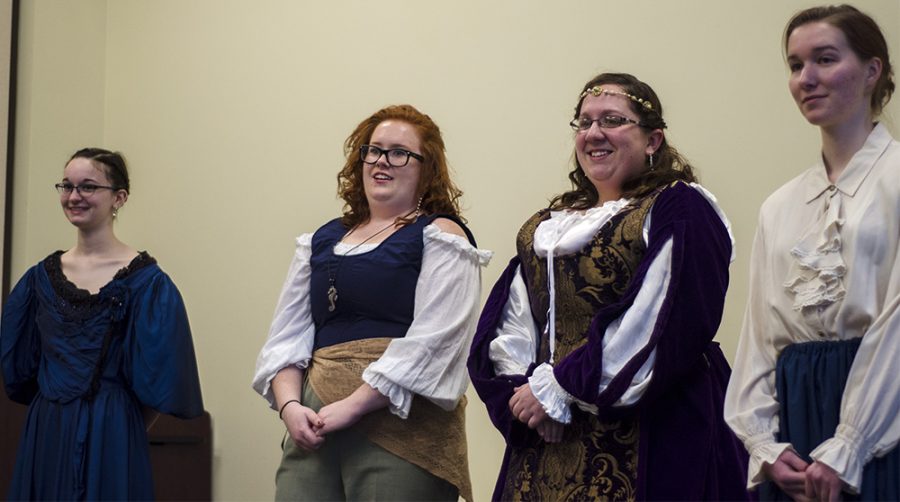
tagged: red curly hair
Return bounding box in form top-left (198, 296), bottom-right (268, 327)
top-left (337, 104), bottom-right (464, 228)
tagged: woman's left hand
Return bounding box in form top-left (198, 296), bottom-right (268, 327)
top-left (805, 461), bottom-right (844, 501)
top-left (509, 384), bottom-right (549, 428)
top-left (316, 398), bottom-right (363, 435)
top-left (316, 383), bottom-right (391, 436)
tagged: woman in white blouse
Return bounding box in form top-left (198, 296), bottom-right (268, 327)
top-left (468, 72), bottom-right (749, 500)
top-left (724, 5), bottom-right (898, 501)
top-left (252, 104), bottom-right (490, 501)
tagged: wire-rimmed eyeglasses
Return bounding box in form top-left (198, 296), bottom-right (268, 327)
top-left (359, 145), bottom-right (424, 167)
top-left (569, 115), bottom-right (645, 132)
top-left (55, 183), bottom-right (118, 197)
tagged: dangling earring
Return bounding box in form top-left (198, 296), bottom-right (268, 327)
top-left (648, 153), bottom-right (656, 170)
top-left (112, 206), bottom-right (119, 219)
top-left (415, 195), bottom-right (424, 215)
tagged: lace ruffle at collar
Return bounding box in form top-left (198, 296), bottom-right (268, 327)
top-left (783, 123), bottom-right (892, 312)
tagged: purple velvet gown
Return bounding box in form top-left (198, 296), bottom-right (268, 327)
top-left (468, 182), bottom-right (750, 500)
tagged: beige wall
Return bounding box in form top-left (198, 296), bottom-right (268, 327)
top-left (11, 1), bottom-right (899, 499)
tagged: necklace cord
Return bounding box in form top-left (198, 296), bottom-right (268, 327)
top-left (325, 207), bottom-right (419, 312)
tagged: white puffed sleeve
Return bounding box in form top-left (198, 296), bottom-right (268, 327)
top-left (810, 242), bottom-right (900, 492)
top-left (251, 235), bottom-right (316, 409)
top-left (362, 223), bottom-right (492, 418)
top-left (488, 266), bottom-right (538, 376)
top-left (724, 216), bottom-right (794, 488)
top-left (528, 236), bottom-right (671, 423)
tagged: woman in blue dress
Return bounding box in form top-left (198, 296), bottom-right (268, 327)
top-left (1, 148), bottom-right (204, 500)
top-left (253, 104), bottom-right (491, 501)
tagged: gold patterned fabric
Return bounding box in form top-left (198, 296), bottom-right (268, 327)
top-left (502, 192), bottom-right (661, 501)
top-left (306, 338), bottom-right (472, 502)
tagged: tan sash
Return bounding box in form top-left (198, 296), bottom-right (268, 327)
top-left (307, 338), bottom-right (472, 502)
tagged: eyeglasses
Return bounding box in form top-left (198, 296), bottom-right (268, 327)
top-left (55, 183), bottom-right (118, 196)
top-left (359, 145), bottom-right (424, 167)
top-left (569, 115), bottom-right (644, 132)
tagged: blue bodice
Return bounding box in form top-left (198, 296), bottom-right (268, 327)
top-left (309, 216), bottom-right (434, 350)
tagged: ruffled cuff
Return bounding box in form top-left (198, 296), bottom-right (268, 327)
top-left (810, 424), bottom-right (869, 494)
top-left (362, 367), bottom-right (413, 419)
top-left (257, 360), bottom-right (309, 410)
top-left (528, 363), bottom-right (574, 424)
top-left (744, 432), bottom-right (794, 489)
top-left (423, 224), bottom-right (493, 266)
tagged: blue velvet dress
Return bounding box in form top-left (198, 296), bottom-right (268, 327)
top-left (1, 251), bottom-right (204, 501)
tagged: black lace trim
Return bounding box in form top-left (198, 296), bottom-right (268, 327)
top-left (42, 250), bottom-right (156, 321)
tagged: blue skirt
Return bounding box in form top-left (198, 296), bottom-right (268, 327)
top-left (760, 339), bottom-right (900, 501)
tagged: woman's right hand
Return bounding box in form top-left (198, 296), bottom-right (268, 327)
top-left (281, 402), bottom-right (324, 451)
top-left (763, 449), bottom-right (811, 501)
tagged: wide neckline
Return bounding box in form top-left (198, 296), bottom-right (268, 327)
top-left (44, 250), bottom-right (155, 301)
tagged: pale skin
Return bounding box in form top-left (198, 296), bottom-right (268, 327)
top-left (765, 21), bottom-right (885, 500)
top-left (59, 157), bottom-right (159, 431)
top-left (271, 367), bottom-right (324, 450)
top-left (272, 119), bottom-right (468, 443)
top-left (509, 384), bottom-right (563, 443)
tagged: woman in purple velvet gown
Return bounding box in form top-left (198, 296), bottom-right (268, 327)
top-left (1, 148), bottom-right (203, 500)
top-left (468, 73), bottom-right (749, 500)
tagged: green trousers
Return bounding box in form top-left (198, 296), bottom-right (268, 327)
top-left (274, 383), bottom-right (458, 501)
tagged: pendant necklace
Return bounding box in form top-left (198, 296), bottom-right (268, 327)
top-left (326, 208), bottom-right (418, 312)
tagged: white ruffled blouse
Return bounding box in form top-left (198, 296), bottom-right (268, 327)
top-left (724, 123), bottom-right (900, 492)
top-left (488, 183), bottom-right (734, 424)
top-left (252, 223), bottom-right (492, 419)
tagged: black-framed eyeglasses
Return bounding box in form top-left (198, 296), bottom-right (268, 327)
top-left (569, 115), bottom-right (645, 132)
top-left (359, 145), bottom-right (424, 167)
top-left (55, 183), bottom-right (118, 196)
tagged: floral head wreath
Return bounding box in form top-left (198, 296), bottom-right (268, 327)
top-left (579, 86), bottom-right (666, 128)
top-left (580, 86), bottom-right (657, 111)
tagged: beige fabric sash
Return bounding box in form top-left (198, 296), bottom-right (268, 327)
top-left (307, 338), bottom-right (472, 502)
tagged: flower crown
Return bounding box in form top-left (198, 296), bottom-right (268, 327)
top-left (579, 86), bottom-right (656, 112)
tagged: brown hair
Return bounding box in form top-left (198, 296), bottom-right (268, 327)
top-left (784, 4), bottom-right (895, 115)
top-left (550, 72), bottom-right (696, 210)
top-left (68, 147), bottom-right (130, 194)
top-left (337, 104), bottom-right (464, 227)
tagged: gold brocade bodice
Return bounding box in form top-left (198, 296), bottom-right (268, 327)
top-left (503, 191), bottom-right (660, 502)
top-left (517, 193), bottom-right (659, 363)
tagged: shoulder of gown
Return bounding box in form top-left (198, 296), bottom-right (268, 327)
top-left (122, 262), bottom-right (204, 418)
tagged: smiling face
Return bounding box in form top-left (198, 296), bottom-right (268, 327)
top-left (362, 120), bottom-right (423, 214)
top-left (787, 21), bottom-right (880, 129)
top-left (60, 157), bottom-right (127, 230)
top-left (574, 87), bottom-right (662, 202)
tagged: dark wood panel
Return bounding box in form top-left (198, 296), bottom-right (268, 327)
top-left (0, 379), bottom-right (27, 498)
top-left (149, 412), bottom-right (213, 501)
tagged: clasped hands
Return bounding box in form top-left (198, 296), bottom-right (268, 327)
top-left (280, 398), bottom-right (364, 451)
top-left (508, 383), bottom-right (565, 443)
top-left (765, 449), bottom-right (847, 502)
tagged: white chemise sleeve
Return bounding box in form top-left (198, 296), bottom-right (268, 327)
top-left (488, 265), bottom-right (539, 376)
top-left (362, 223), bottom-right (492, 419)
top-left (251, 234), bottom-right (316, 409)
top-left (810, 241), bottom-right (900, 492)
top-left (724, 212), bottom-right (797, 489)
top-left (528, 234), bottom-right (672, 423)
